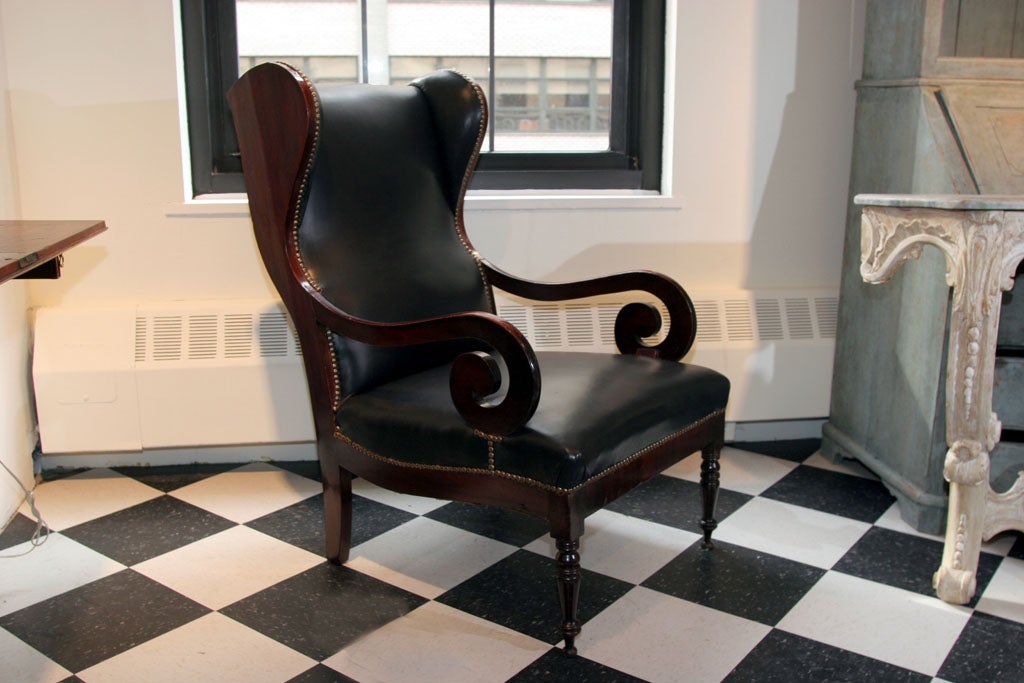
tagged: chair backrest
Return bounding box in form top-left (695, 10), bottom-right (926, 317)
top-left (230, 64), bottom-right (493, 396)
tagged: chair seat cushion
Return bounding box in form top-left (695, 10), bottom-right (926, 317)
top-left (335, 352), bottom-right (729, 491)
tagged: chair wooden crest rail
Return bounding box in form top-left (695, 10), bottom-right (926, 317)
top-left (227, 62), bottom-right (730, 655)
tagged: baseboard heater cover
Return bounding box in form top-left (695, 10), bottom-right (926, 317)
top-left (32, 290), bottom-right (836, 454)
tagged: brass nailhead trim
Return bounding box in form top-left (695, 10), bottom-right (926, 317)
top-left (332, 408), bottom-right (724, 495)
top-left (290, 67), bottom-right (322, 294)
top-left (285, 66), bottom-right (338, 408)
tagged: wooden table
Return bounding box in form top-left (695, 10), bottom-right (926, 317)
top-left (857, 193), bottom-right (1024, 604)
top-left (0, 220), bottom-right (107, 284)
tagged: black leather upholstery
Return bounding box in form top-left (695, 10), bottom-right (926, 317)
top-left (298, 78), bottom-right (491, 395)
top-left (337, 352), bottom-right (729, 490)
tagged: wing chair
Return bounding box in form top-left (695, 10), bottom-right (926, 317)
top-left (228, 63), bottom-right (730, 655)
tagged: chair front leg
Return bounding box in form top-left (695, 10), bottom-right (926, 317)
top-left (321, 462), bottom-right (353, 564)
top-left (699, 442), bottom-right (722, 547)
top-left (555, 537), bottom-right (582, 656)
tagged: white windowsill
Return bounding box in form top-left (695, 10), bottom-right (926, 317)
top-left (164, 189), bottom-right (683, 218)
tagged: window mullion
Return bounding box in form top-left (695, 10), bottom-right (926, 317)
top-left (360, 0), bottom-right (369, 83)
top-left (488, 0), bottom-right (496, 153)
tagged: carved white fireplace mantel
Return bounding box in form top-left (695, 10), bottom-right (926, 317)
top-left (857, 193), bottom-right (1024, 604)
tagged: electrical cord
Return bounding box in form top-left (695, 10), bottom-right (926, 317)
top-left (0, 457), bottom-right (50, 558)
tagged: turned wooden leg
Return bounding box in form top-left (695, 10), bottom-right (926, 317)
top-left (320, 462), bottom-right (353, 564)
top-left (700, 442), bottom-right (722, 547)
top-left (555, 537), bottom-right (582, 657)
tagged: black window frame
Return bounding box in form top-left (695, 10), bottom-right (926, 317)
top-left (181, 0), bottom-right (665, 195)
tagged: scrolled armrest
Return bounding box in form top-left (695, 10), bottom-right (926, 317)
top-left (482, 260), bottom-right (696, 361)
top-left (305, 287), bottom-right (540, 436)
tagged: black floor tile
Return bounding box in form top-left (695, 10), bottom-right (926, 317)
top-left (349, 493), bottom-right (419, 546)
top-left (0, 512), bottom-right (45, 551)
top-left (605, 474), bottom-right (751, 531)
top-left (508, 647), bottom-right (646, 682)
top-left (642, 540), bottom-right (825, 626)
top-left (1007, 532), bottom-right (1024, 560)
top-left (938, 612), bottom-right (1024, 682)
top-left (0, 569), bottom-right (209, 672)
top-left (426, 501), bottom-right (550, 547)
top-left (110, 463), bottom-right (244, 492)
top-left (729, 439), bottom-right (821, 463)
top-left (761, 466), bottom-right (894, 523)
top-left (286, 664), bottom-right (359, 683)
top-left (725, 629), bottom-right (931, 682)
top-left (60, 496), bottom-right (236, 565)
top-left (833, 527), bottom-right (1001, 606)
top-left (220, 563), bottom-right (426, 660)
top-left (437, 549), bottom-right (632, 645)
top-left (271, 460), bottom-right (323, 482)
top-left (246, 495), bottom-right (326, 557)
top-left (246, 492), bottom-right (416, 556)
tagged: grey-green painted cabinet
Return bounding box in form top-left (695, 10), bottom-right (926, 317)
top-left (822, 0), bottom-right (1024, 533)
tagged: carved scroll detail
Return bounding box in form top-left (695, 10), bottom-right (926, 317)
top-left (984, 472), bottom-right (1024, 539)
top-left (859, 209), bottom-right (961, 285)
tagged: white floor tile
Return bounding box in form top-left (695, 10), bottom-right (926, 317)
top-left (715, 497), bottom-right (871, 569)
top-left (976, 556), bottom-right (1024, 625)
top-left (323, 601), bottom-right (549, 683)
top-left (23, 469), bottom-right (162, 531)
top-left (778, 571), bottom-right (971, 676)
top-left (0, 534), bottom-right (125, 617)
top-left (662, 446), bottom-right (798, 495)
top-left (524, 509), bottom-right (701, 584)
top-left (169, 462), bottom-right (321, 523)
top-left (348, 517), bottom-right (516, 599)
top-left (76, 612), bottom-right (315, 683)
top-left (352, 477), bottom-right (448, 515)
top-left (579, 586), bottom-right (771, 683)
top-left (133, 526), bottom-right (322, 609)
top-left (0, 627), bottom-right (72, 683)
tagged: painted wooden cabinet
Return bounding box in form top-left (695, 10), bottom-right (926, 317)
top-left (822, 0), bottom-right (1024, 533)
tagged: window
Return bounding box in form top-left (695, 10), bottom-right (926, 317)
top-left (181, 0), bottom-right (665, 195)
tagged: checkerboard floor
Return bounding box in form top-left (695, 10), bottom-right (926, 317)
top-left (2, 440), bottom-right (1023, 682)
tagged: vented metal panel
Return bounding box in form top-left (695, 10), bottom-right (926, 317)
top-left (785, 298), bottom-right (814, 340)
top-left (815, 296), bottom-right (839, 338)
top-left (693, 300), bottom-right (723, 342)
top-left (133, 306), bottom-right (300, 363)
top-left (755, 299), bottom-right (784, 341)
top-left (494, 290), bottom-right (838, 348)
top-left (724, 300), bottom-right (755, 342)
top-left (33, 290), bottom-right (838, 454)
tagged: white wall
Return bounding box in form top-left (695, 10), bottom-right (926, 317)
top-left (0, 0), bottom-right (865, 461)
top-left (0, 4), bottom-right (35, 523)
top-left (469, 1), bottom-right (864, 290)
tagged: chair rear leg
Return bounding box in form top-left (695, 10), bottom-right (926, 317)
top-left (699, 441), bottom-right (722, 547)
top-left (321, 462), bottom-right (353, 564)
top-left (555, 537), bottom-right (582, 656)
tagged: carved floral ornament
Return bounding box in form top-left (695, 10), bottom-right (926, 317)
top-left (943, 439), bottom-right (990, 485)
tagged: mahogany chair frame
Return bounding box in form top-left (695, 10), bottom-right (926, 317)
top-left (228, 63), bottom-right (725, 656)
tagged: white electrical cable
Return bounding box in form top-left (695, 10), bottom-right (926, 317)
top-left (0, 458), bottom-right (50, 558)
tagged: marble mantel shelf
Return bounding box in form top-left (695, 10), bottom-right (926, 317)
top-left (856, 193), bottom-right (1024, 604)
